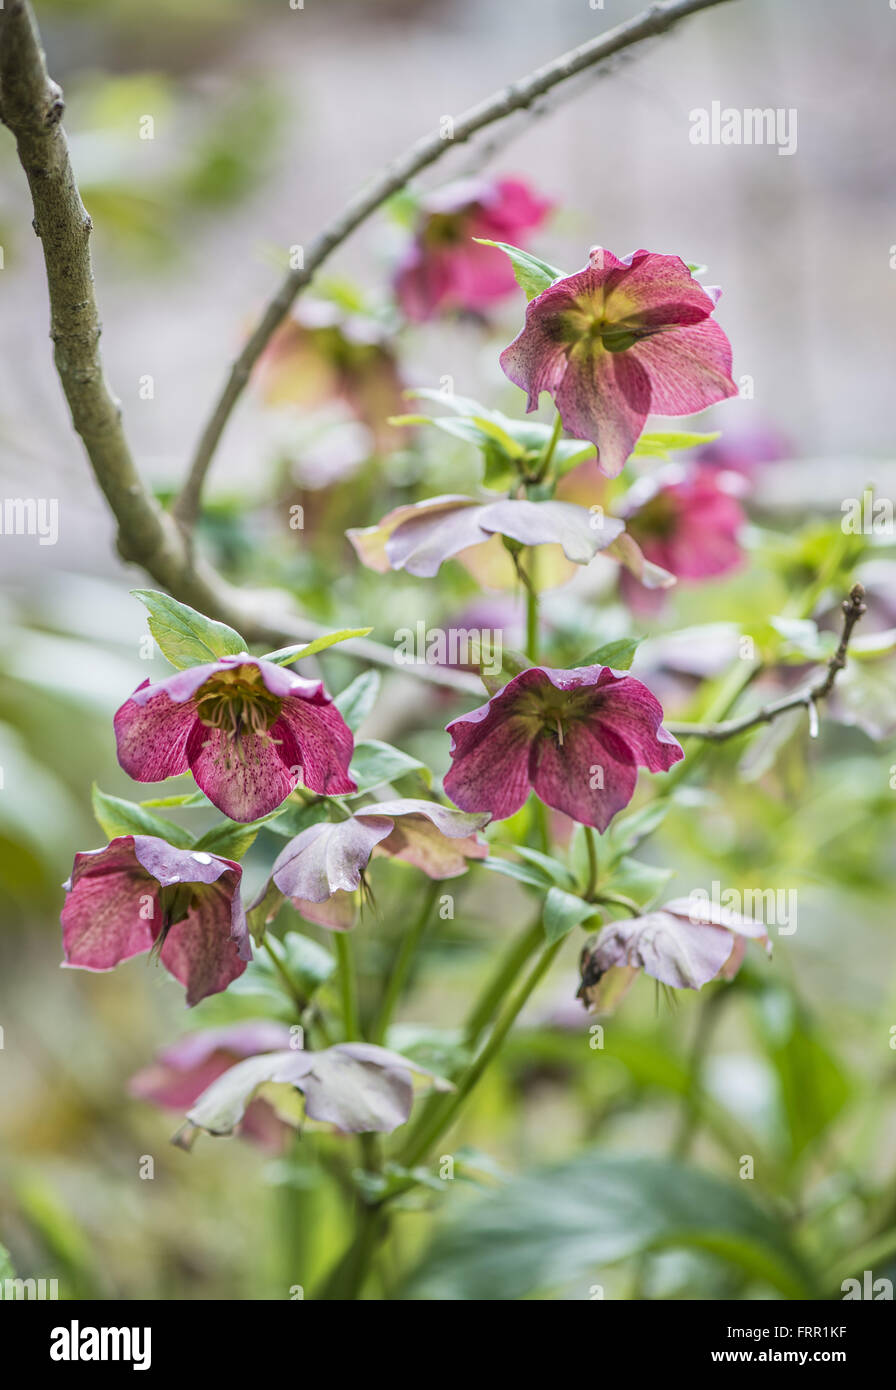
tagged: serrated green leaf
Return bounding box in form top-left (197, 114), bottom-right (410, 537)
top-left (472, 239), bottom-right (564, 300)
top-left (131, 589), bottom-right (247, 669)
top-left (91, 784), bottom-right (195, 849)
top-left (262, 627), bottom-right (372, 666)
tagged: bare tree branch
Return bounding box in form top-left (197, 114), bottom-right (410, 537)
top-left (665, 585), bottom-right (867, 742)
top-left (0, 0), bottom-right (481, 693)
top-left (173, 0), bottom-right (739, 530)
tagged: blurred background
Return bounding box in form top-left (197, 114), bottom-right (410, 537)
top-left (1, 0), bottom-right (895, 1300)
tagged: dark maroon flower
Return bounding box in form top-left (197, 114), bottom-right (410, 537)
top-left (129, 1021), bottom-right (294, 1150)
top-left (394, 176), bottom-right (552, 322)
top-left (443, 665), bottom-right (683, 830)
top-left (500, 248), bottom-right (737, 476)
top-left (618, 466), bottom-right (746, 611)
top-left (61, 836), bottom-right (251, 1006)
top-left (114, 655), bottom-right (356, 823)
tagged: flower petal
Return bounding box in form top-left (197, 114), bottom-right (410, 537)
top-left (529, 719), bottom-right (638, 831)
top-left (480, 498), bottom-right (624, 563)
top-left (272, 817), bottom-right (393, 901)
top-left (61, 839), bottom-right (156, 970)
top-left (273, 697), bottom-right (357, 796)
top-left (160, 882), bottom-right (249, 1006)
top-left (186, 723), bottom-right (297, 822)
top-left (633, 316), bottom-right (738, 416)
top-left (362, 798), bottom-right (490, 877)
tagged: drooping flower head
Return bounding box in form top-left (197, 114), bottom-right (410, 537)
top-left (182, 1041), bottom-right (453, 1139)
top-left (443, 665), bottom-right (683, 830)
top-left (270, 799), bottom-right (490, 930)
top-left (114, 655), bottom-right (356, 823)
top-left (395, 176), bottom-right (552, 322)
top-left (347, 494), bottom-right (674, 595)
top-left (578, 896), bottom-right (771, 1012)
top-left (500, 248), bottom-right (738, 476)
top-left (129, 1021), bottom-right (294, 1151)
top-left (618, 466), bottom-right (746, 611)
top-left (256, 298), bottom-right (405, 454)
top-left (61, 835), bottom-right (251, 1006)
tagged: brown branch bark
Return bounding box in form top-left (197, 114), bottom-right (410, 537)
top-left (0, 0), bottom-right (480, 693)
top-left (173, 0), bottom-right (740, 530)
top-left (665, 585), bottom-right (867, 742)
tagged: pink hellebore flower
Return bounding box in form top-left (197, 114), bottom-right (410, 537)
top-left (394, 176), bottom-right (552, 322)
top-left (443, 666), bottom-right (683, 831)
top-left (114, 655), bottom-right (356, 823)
top-left (618, 466), bottom-right (746, 611)
top-left (500, 248), bottom-right (738, 477)
top-left (578, 896), bottom-right (771, 1012)
top-left (129, 1021), bottom-right (294, 1151)
top-left (271, 799), bottom-right (490, 930)
top-left (61, 835), bottom-right (251, 1006)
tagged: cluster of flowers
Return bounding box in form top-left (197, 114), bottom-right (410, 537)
top-left (62, 179), bottom-right (768, 1143)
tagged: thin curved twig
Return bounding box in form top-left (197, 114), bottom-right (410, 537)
top-left (665, 585), bottom-right (866, 742)
top-left (173, 0), bottom-right (739, 530)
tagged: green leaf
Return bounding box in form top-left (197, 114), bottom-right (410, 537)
top-left (579, 636), bottom-right (642, 671)
top-left (139, 791), bottom-right (211, 808)
top-left (334, 670), bottom-right (381, 731)
top-left (347, 740), bottom-right (427, 795)
top-left (601, 855), bottom-right (675, 910)
top-left (91, 784), bottom-right (195, 849)
top-left (262, 800), bottom-right (334, 840)
top-left (500, 844), bottom-right (577, 889)
top-left (754, 989), bottom-right (852, 1161)
top-left (605, 801), bottom-right (669, 860)
top-left (131, 589), bottom-right (247, 669)
top-left (405, 1152), bottom-right (816, 1300)
top-left (262, 627), bottom-right (372, 666)
top-left (193, 820), bottom-right (263, 861)
top-left (472, 239), bottom-right (564, 300)
top-left (480, 856), bottom-right (553, 891)
top-left (271, 931), bottom-right (335, 999)
top-left (631, 430), bottom-right (720, 461)
top-left (543, 886), bottom-right (599, 944)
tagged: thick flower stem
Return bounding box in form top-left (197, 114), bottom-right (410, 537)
top-left (371, 881), bottom-right (440, 1045)
top-left (583, 826), bottom-right (599, 900)
top-left (335, 932), bottom-right (361, 1041)
top-left (463, 915), bottom-right (545, 1050)
top-left (398, 934), bottom-right (564, 1170)
top-left (533, 412), bottom-right (564, 484)
top-left (525, 561), bottom-right (539, 661)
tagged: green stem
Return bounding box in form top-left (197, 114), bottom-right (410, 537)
top-left (583, 826), bottom-right (599, 900)
top-left (593, 891), bottom-right (642, 916)
top-left (463, 916), bottom-right (545, 1050)
top-left (263, 938), bottom-right (306, 1016)
top-left (525, 558), bottom-right (539, 661)
top-left (399, 932), bottom-right (563, 1170)
top-left (371, 881), bottom-right (439, 1044)
top-left (534, 411), bottom-right (563, 483)
top-left (335, 932), bottom-right (361, 1040)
